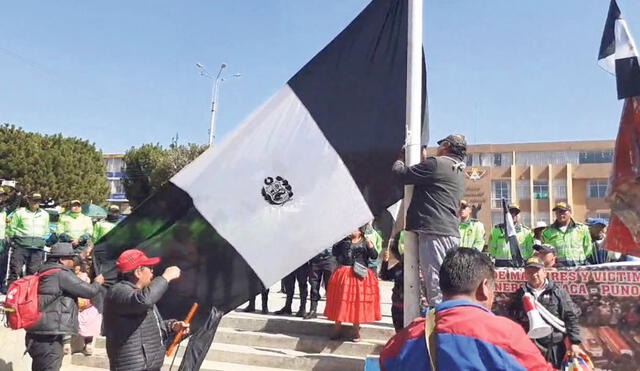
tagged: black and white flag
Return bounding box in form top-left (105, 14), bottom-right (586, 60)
top-left (502, 199), bottom-right (523, 267)
top-left (598, 0), bottom-right (640, 99)
top-left (96, 0), bottom-right (416, 331)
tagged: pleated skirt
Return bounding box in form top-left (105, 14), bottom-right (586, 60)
top-left (324, 265), bottom-right (381, 324)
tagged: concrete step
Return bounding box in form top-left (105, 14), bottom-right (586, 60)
top-left (94, 327), bottom-right (384, 359)
top-left (72, 344), bottom-right (362, 371)
top-left (213, 327), bottom-right (385, 358)
top-left (220, 311), bottom-right (396, 342)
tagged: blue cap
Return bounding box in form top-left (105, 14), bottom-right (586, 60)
top-left (586, 218), bottom-right (608, 226)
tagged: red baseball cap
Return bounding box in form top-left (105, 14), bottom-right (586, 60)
top-left (116, 249), bottom-right (161, 272)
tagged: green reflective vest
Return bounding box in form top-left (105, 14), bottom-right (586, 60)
top-left (57, 212), bottom-right (93, 240)
top-left (7, 207), bottom-right (50, 248)
top-left (541, 221), bottom-right (592, 265)
top-left (488, 224), bottom-right (534, 261)
top-left (93, 219), bottom-right (117, 242)
top-left (458, 219), bottom-right (485, 250)
top-left (365, 228), bottom-right (383, 268)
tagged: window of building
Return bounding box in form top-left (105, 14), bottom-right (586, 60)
top-left (491, 211), bottom-right (503, 227)
top-left (492, 180), bottom-right (510, 208)
top-left (517, 180), bottom-right (530, 200)
top-left (533, 180), bottom-right (549, 199)
top-left (519, 212), bottom-right (531, 228)
top-left (553, 179), bottom-right (567, 202)
top-left (515, 151), bottom-right (579, 166)
top-left (579, 150), bottom-right (613, 164)
top-left (108, 179), bottom-right (126, 195)
top-left (493, 153), bottom-right (502, 167)
top-left (535, 212), bottom-right (550, 224)
top-left (588, 179), bottom-right (608, 198)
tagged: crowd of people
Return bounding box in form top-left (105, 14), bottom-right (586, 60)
top-left (1, 132), bottom-right (638, 371)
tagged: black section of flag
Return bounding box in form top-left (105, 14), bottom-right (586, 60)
top-left (94, 183), bottom-right (263, 327)
top-left (288, 0), bottom-right (408, 214)
top-left (615, 57), bottom-right (640, 99)
top-left (598, 0), bottom-right (621, 61)
top-left (178, 307), bottom-right (223, 371)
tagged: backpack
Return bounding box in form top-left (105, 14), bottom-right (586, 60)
top-left (3, 268), bottom-right (61, 330)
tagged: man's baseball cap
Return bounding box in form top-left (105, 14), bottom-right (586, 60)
top-left (109, 205), bottom-right (120, 212)
top-left (28, 192), bottom-right (42, 201)
top-left (525, 256), bottom-right (545, 269)
top-left (116, 249), bottom-right (161, 272)
top-left (70, 199), bottom-right (82, 206)
top-left (437, 134), bottom-right (467, 149)
top-left (508, 203), bottom-right (521, 212)
top-left (552, 202), bottom-right (572, 212)
top-left (533, 244), bottom-right (556, 255)
top-left (586, 217), bottom-right (607, 227)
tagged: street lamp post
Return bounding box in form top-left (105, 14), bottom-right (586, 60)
top-left (197, 63), bottom-right (226, 147)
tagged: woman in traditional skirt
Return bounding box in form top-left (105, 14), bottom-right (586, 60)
top-left (324, 226), bottom-right (381, 342)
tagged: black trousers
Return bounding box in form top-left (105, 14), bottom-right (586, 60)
top-left (391, 305), bottom-right (404, 332)
top-left (25, 333), bottom-right (63, 371)
top-left (8, 247), bottom-right (44, 286)
top-left (308, 257), bottom-right (336, 302)
top-left (0, 245), bottom-right (8, 290)
top-left (283, 263), bottom-right (309, 301)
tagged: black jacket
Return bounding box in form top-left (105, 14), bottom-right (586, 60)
top-left (28, 262), bottom-right (102, 335)
top-left (103, 277), bottom-right (175, 371)
top-left (393, 155), bottom-right (466, 236)
top-left (332, 238), bottom-right (378, 267)
top-left (510, 279), bottom-right (582, 346)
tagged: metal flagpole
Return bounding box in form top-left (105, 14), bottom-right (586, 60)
top-left (403, 0), bottom-right (424, 326)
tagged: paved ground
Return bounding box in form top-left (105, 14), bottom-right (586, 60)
top-left (0, 278), bottom-right (396, 371)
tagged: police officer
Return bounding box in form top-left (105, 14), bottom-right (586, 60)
top-left (542, 203), bottom-right (592, 266)
top-left (93, 205), bottom-right (120, 242)
top-left (458, 200), bottom-right (485, 251)
top-left (488, 203), bottom-right (534, 267)
top-left (304, 247), bottom-right (337, 320)
top-left (0, 187), bottom-right (8, 293)
top-left (6, 192), bottom-right (50, 286)
top-left (275, 263), bottom-right (310, 317)
top-left (57, 200), bottom-right (93, 252)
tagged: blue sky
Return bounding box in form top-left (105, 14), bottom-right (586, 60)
top-left (1, 1), bottom-right (638, 153)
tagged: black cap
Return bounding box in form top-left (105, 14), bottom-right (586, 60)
top-left (552, 202), bottom-right (572, 212)
top-left (533, 244), bottom-right (556, 255)
top-left (437, 134), bottom-right (467, 149)
top-left (525, 256), bottom-right (545, 269)
top-left (48, 242), bottom-right (77, 258)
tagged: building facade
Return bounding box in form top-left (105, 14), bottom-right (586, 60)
top-left (103, 154), bottom-right (128, 207)
top-left (434, 140), bottom-right (614, 234)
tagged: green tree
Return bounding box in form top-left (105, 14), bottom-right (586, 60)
top-left (0, 124), bottom-right (109, 205)
top-left (123, 141), bottom-right (207, 207)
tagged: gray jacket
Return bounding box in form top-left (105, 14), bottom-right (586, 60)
top-left (103, 277), bottom-right (175, 371)
top-left (393, 155), bottom-right (466, 236)
top-left (28, 262), bottom-right (102, 335)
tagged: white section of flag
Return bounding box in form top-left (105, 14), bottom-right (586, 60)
top-left (171, 84), bottom-right (373, 286)
top-left (599, 18), bottom-right (639, 75)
